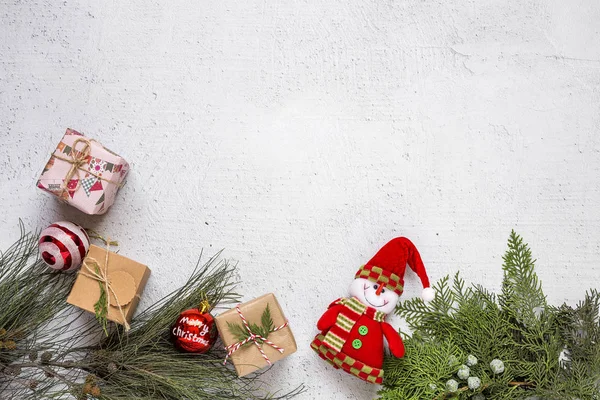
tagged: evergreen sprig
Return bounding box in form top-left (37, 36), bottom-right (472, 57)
top-left (227, 304), bottom-right (275, 345)
top-left (499, 230), bottom-right (546, 327)
top-left (0, 222), bottom-right (78, 397)
top-left (93, 264), bottom-right (109, 337)
top-left (381, 231), bottom-right (600, 400)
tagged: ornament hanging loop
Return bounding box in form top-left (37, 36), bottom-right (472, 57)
top-left (199, 298), bottom-right (211, 314)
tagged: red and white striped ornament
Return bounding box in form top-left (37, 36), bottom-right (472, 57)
top-left (39, 221), bottom-right (90, 271)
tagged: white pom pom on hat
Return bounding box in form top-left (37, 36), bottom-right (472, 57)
top-left (421, 287), bottom-right (435, 302)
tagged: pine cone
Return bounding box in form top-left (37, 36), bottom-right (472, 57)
top-left (40, 351), bottom-right (53, 363)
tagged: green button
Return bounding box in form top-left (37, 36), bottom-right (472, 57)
top-left (352, 339), bottom-right (362, 349)
top-left (358, 325), bottom-right (368, 336)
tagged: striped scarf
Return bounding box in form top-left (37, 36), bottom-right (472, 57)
top-left (322, 297), bottom-right (386, 352)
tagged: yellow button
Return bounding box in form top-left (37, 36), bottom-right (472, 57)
top-left (352, 339), bottom-right (362, 349)
top-left (358, 325), bottom-right (368, 336)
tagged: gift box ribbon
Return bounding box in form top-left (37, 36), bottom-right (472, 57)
top-left (51, 137), bottom-right (122, 198)
top-left (223, 305), bottom-right (289, 366)
top-left (79, 238), bottom-right (132, 332)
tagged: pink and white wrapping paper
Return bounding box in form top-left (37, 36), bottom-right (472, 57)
top-left (36, 129), bottom-right (129, 215)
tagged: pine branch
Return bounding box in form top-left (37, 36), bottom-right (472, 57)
top-left (451, 273), bottom-right (468, 304)
top-left (0, 222), bottom-right (77, 367)
top-left (397, 276), bottom-right (458, 339)
top-left (499, 230), bottom-right (546, 326)
top-left (0, 227), bottom-right (304, 399)
top-left (381, 231), bottom-right (600, 399)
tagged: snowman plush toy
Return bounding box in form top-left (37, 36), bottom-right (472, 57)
top-left (310, 237), bottom-right (434, 384)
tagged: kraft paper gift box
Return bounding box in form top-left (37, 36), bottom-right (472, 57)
top-left (67, 244), bottom-right (151, 327)
top-left (37, 128), bottom-right (129, 215)
top-left (215, 293), bottom-right (297, 377)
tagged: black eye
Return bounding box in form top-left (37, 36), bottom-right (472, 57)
top-left (373, 284), bottom-right (379, 289)
top-left (381, 289), bottom-right (386, 293)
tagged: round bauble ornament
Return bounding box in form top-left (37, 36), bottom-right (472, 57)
top-left (171, 301), bottom-right (217, 353)
top-left (39, 221), bottom-right (90, 271)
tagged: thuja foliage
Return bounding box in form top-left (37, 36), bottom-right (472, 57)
top-left (228, 304), bottom-right (274, 345)
top-left (381, 231), bottom-right (600, 400)
top-left (0, 224), bottom-right (303, 399)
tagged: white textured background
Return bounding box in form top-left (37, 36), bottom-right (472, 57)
top-left (1, 1), bottom-right (600, 398)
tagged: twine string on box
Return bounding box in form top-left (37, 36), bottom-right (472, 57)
top-left (51, 137), bottom-right (122, 198)
top-left (79, 237), bottom-right (131, 332)
top-left (223, 305), bottom-right (289, 366)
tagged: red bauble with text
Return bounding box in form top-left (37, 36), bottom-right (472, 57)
top-left (171, 308), bottom-right (217, 353)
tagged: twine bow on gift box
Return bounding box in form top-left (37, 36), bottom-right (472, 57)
top-left (51, 137), bottom-right (121, 199)
top-left (223, 305), bottom-right (289, 366)
top-left (79, 237), bottom-right (132, 333)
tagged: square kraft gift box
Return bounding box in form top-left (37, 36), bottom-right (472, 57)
top-left (215, 293), bottom-right (297, 377)
top-left (67, 244), bottom-right (151, 327)
top-left (37, 128), bottom-right (129, 215)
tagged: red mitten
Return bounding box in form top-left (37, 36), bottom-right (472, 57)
top-left (316, 304), bottom-right (344, 331)
top-left (382, 322), bottom-right (405, 358)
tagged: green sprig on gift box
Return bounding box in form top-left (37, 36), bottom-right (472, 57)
top-left (93, 264), bottom-right (110, 336)
top-left (380, 231), bottom-right (600, 400)
top-left (227, 304), bottom-right (275, 345)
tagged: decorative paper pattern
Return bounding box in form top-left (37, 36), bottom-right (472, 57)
top-left (36, 129), bottom-right (130, 215)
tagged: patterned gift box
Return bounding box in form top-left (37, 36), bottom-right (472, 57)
top-left (215, 293), bottom-right (297, 377)
top-left (37, 129), bottom-right (129, 215)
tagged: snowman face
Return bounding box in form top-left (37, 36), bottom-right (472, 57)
top-left (348, 278), bottom-right (399, 314)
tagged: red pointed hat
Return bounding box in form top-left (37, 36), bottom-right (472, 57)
top-left (355, 237), bottom-right (433, 300)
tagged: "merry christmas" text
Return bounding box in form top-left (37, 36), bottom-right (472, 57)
top-left (173, 318), bottom-right (211, 344)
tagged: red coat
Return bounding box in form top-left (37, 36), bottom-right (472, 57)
top-left (317, 299), bottom-right (404, 369)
